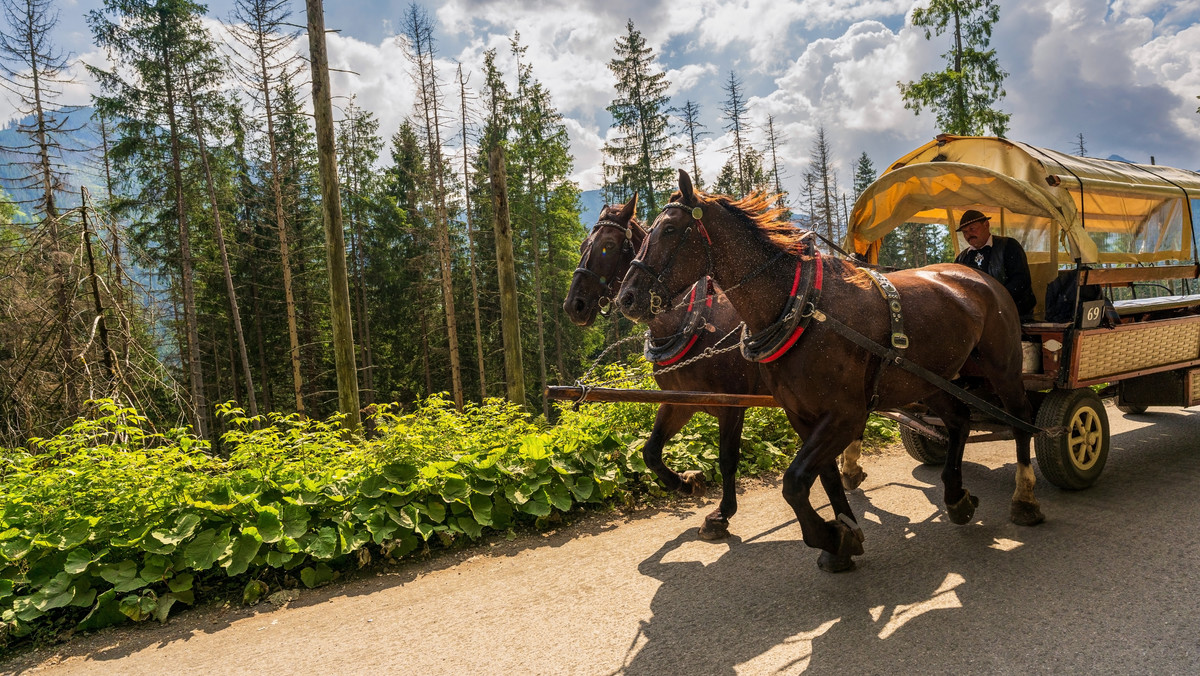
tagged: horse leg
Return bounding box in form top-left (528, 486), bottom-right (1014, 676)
top-left (781, 414), bottom-right (864, 572)
top-left (985, 374), bottom-right (1045, 526)
top-left (924, 392), bottom-right (978, 525)
top-left (839, 436), bottom-right (868, 490)
top-left (642, 404), bottom-right (701, 496)
top-left (699, 407), bottom-right (746, 541)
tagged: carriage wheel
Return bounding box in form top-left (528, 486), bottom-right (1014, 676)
top-left (1034, 388), bottom-right (1110, 490)
top-left (899, 426), bottom-right (948, 465)
top-left (1116, 403), bottom-right (1148, 415)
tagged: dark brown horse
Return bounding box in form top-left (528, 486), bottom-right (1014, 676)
top-left (565, 198), bottom-right (868, 539)
top-left (618, 171), bottom-right (1044, 572)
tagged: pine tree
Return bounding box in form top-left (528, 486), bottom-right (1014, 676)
top-left (807, 126), bottom-right (840, 241)
top-left (603, 19), bottom-right (674, 222)
top-left (89, 0), bottom-right (226, 438)
top-left (508, 36), bottom-right (583, 417)
top-left (457, 64), bottom-right (488, 401)
top-left (677, 100), bottom-right (708, 189)
top-left (720, 70), bottom-right (751, 196)
top-left (714, 147), bottom-right (768, 197)
top-left (336, 98), bottom-right (382, 406)
top-left (764, 114), bottom-right (789, 214)
top-left (898, 0), bottom-right (1010, 136)
top-left (479, 47), bottom-right (525, 408)
top-left (402, 2), bottom-right (464, 409)
top-left (227, 0), bottom-right (308, 414)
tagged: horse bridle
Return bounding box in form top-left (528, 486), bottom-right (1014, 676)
top-left (630, 202), bottom-right (715, 315)
top-left (573, 217), bottom-right (643, 315)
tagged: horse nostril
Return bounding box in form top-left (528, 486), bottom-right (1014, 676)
top-left (572, 298), bottom-right (585, 314)
top-left (620, 291), bottom-right (634, 309)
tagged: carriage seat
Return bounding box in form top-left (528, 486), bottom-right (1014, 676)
top-left (1111, 293), bottom-right (1200, 316)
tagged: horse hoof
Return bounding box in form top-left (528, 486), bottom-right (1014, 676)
top-left (840, 467), bottom-right (868, 491)
top-left (817, 550), bottom-right (856, 573)
top-left (830, 517), bottom-right (865, 557)
top-left (698, 518), bottom-right (730, 541)
top-left (1010, 500), bottom-right (1046, 527)
top-left (679, 470), bottom-right (706, 498)
top-left (946, 491), bottom-right (980, 525)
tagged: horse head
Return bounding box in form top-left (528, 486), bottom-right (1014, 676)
top-left (619, 170), bottom-right (713, 322)
top-left (563, 195), bottom-right (644, 326)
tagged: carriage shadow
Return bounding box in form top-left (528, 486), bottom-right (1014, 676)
top-left (619, 410), bottom-right (1200, 674)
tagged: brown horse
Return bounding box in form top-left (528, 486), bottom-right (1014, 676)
top-left (618, 171), bottom-right (1044, 572)
top-left (565, 198), bottom-right (868, 539)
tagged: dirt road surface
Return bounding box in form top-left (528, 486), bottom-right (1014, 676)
top-left (9, 403), bottom-right (1200, 675)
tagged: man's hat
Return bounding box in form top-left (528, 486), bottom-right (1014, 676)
top-left (956, 209), bottom-right (990, 231)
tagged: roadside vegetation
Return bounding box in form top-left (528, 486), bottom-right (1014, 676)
top-left (0, 360), bottom-right (898, 650)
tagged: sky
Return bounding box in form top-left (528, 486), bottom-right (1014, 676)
top-left (12, 0), bottom-right (1200, 203)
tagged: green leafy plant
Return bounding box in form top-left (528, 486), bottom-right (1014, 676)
top-left (0, 362), bottom-right (811, 648)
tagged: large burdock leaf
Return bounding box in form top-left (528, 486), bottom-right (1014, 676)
top-left (468, 494), bottom-right (493, 526)
top-left (225, 528), bottom-right (263, 577)
top-left (440, 476), bottom-right (469, 502)
top-left (256, 506), bottom-right (284, 543)
top-left (302, 527), bottom-right (338, 560)
top-left (151, 513), bottom-right (202, 547)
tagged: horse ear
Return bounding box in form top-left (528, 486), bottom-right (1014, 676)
top-left (619, 193), bottom-right (637, 221)
top-left (678, 169), bottom-right (697, 205)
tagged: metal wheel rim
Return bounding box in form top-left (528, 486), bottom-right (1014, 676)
top-left (1067, 405), bottom-right (1103, 471)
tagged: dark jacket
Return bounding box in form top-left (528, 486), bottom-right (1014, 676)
top-left (954, 235), bottom-right (1036, 316)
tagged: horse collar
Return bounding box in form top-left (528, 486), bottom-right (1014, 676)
top-left (740, 235), bottom-right (824, 363)
top-left (644, 277), bottom-right (714, 366)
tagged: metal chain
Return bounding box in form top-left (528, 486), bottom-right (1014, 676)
top-left (650, 324), bottom-right (744, 376)
top-left (575, 332), bottom-right (648, 385)
top-left (570, 323), bottom-right (745, 408)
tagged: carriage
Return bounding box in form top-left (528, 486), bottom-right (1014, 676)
top-left (847, 135), bottom-right (1200, 489)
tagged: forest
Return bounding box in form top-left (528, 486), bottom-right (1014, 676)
top-left (0, 0), bottom-right (953, 445)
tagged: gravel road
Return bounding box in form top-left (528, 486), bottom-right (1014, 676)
top-left (10, 403), bottom-right (1200, 675)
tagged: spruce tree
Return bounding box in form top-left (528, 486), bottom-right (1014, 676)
top-left (852, 152), bottom-right (876, 200)
top-left (603, 18), bottom-right (674, 222)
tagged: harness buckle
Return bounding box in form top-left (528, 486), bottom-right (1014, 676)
top-left (799, 302), bottom-right (827, 322)
top-left (891, 333), bottom-right (910, 349)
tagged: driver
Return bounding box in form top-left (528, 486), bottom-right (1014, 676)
top-left (953, 210), bottom-right (1036, 319)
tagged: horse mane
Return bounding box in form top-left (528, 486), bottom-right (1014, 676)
top-left (699, 189), bottom-right (806, 255)
top-left (697, 189), bottom-right (874, 289)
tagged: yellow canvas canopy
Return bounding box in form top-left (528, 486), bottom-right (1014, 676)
top-left (848, 136), bottom-right (1200, 266)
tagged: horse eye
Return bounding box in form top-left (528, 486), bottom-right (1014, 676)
top-left (600, 246), bottom-right (608, 256)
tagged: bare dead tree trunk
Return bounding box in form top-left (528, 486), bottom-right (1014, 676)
top-left (80, 189), bottom-right (115, 387)
top-left (259, 53), bottom-right (305, 415)
top-left (305, 0), bottom-right (360, 430)
top-left (230, 0), bottom-right (308, 414)
top-left (488, 145), bottom-right (525, 407)
top-left (407, 12), bottom-right (463, 409)
top-left (527, 171), bottom-right (550, 419)
top-left (458, 64), bottom-right (487, 400)
top-left (161, 37), bottom-right (208, 439)
top-left (180, 67), bottom-right (258, 419)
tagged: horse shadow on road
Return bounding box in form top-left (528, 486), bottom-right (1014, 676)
top-left (616, 410), bottom-right (1200, 674)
